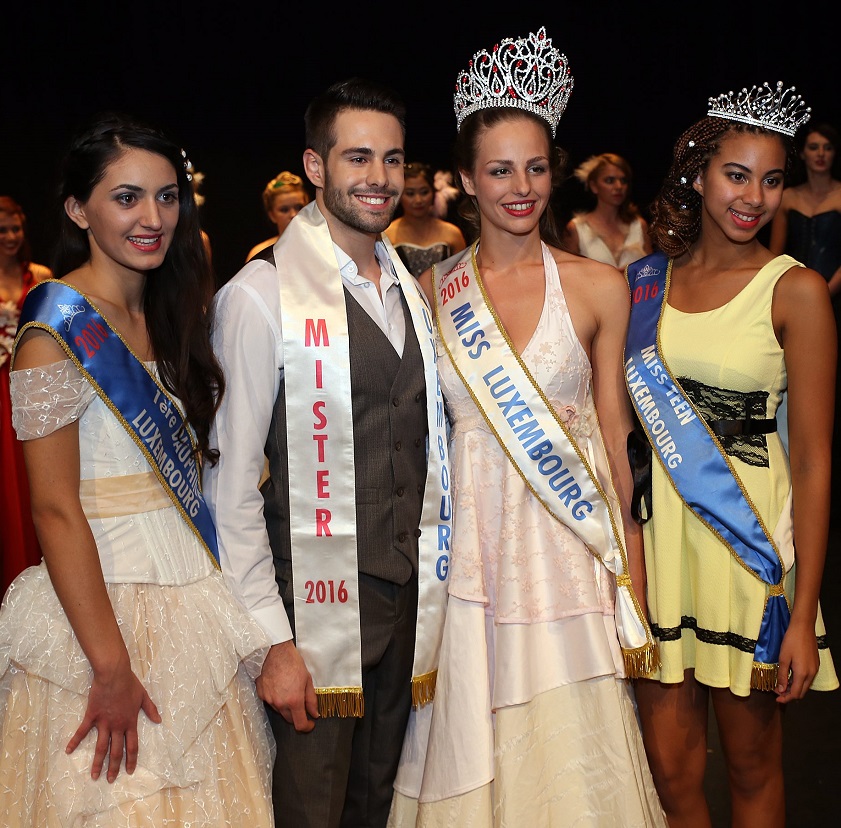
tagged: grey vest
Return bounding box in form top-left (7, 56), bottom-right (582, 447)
top-left (262, 282), bottom-right (429, 593)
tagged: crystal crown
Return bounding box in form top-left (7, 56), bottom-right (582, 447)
top-left (453, 27), bottom-right (573, 137)
top-left (706, 81), bottom-right (811, 138)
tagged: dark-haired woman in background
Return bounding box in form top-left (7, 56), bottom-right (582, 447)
top-left (0, 113), bottom-right (274, 825)
top-left (0, 195), bottom-right (51, 597)
top-left (769, 122), bottom-right (841, 295)
top-left (769, 123), bottom-right (841, 514)
top-left (385, 161), bottom-right (466, 277)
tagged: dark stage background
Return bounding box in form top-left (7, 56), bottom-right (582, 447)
top-left (6, 3), bottom-right (841, 288)
top-left (5, 5), bottom-right (841, 824)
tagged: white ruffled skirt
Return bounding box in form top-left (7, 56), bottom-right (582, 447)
top-left (0, 564), bottom-right (275, 827)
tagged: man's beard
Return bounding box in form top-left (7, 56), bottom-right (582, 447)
top-left (322, 179), bottom-right (398, 234)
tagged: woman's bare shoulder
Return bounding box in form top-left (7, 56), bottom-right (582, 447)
top-left (549, 245), bottom-right (628, 306)
top-left (30, 263), bottom-right (53, 282)
top-left (549, 244), bottom-right (623, 278)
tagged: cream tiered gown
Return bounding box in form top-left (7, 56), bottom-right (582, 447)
top-left (389, 245), bottom-right (665, 827)
top-left (0, 360), bottom-right (276, 827)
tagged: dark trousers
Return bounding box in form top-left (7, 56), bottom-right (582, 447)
top-left (269, 573), bottom-right (419, 828)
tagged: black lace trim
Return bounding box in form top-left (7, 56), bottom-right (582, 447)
top-left (652, 616), bottom-right (831, 653)
top-left (677, 376), bottom-right (771, 467)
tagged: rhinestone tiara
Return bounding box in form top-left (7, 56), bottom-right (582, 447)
top-left (453, 27), bottom-right (573, 137)
top-left (706, 81), bottom-right (811, 138)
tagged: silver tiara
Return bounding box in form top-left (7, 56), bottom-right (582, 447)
top-left (453, 27), bottom-right (573, 137)
top-left (706, 82), bottom-right (811, 137)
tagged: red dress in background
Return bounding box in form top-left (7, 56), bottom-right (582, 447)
top-left (1, 267), bottom-right (41, 598)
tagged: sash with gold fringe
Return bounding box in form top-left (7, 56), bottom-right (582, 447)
top-left (625, 252), bottom-right (792, 689)
top-left (434, 242), bottom-right (656, 676)
top-left (276, 203), bottom-right (451, 716)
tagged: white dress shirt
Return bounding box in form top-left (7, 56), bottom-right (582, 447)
top-left (203, 239), bottom-right (407, 643)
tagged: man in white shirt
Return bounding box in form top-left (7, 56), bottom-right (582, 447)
top-left (204, 78), bottom-right (451, 827)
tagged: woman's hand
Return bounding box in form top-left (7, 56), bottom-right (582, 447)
top-left (66, 657), bottom-right (161, 782)
top-left (775, 618), bottom-right (820, 703)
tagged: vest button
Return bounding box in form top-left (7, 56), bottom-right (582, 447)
top-left (392, 397), bottom-right (400, 407)
top-left (414, 438), bottom-right (422, 448)
top-left (396, 487), bottom-right (405, 497)
top-left (398, 531), bottom-right (408, 543)
top-left (414, 528), bottom-right (422, 538)
top-left (395, 441), bottom-right (402, 451)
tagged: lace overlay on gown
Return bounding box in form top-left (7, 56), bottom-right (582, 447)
top-left (395, 242), bottom-right (453, 278)
top-left (1, 359), bottom-right (275, 826)
top-left (442, 249), bottom-right (614, 625)
top-left (388, 245), bottom-right (666, 827)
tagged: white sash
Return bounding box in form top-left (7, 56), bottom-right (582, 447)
top-left (277, 203), bottom-right (450, 716)
top-left (434, 243), bottom-right (655, 674)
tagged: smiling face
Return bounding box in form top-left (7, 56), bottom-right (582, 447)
top-left (460, 114), bottom-right (552, 236)
top-left (65, 148), bottom-right (180, 275)
top-left (312, 109), bottom-right (405, 236)
top-left (0, 211), bottom-right (25, 260)
top-left (694, 130), bottom-right (786, 243)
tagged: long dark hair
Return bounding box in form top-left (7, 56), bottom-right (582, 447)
top-left (788, 121), bottom-right (841, 185)
top-left (53, 111), bottom-right (225, 464)
top-left (452, 108), bottom-right (568, 247)
top-left (649, 118), bottom-right (794, 257)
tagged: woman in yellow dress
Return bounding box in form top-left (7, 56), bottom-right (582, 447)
top-left (625, 83), bottom-right (839, 828)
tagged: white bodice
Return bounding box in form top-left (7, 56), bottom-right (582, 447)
top-left (10, 359), bottom-right (214, 585)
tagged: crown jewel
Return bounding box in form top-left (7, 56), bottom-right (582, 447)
top-left (706, 81), bottom-right (810, 137)
top-left (453, 27), bottom-right (573, 137)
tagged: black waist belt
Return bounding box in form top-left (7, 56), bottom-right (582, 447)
top-left (707, 417), bottom-right (777, 437)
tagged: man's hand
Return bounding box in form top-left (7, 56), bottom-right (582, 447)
top-left (257, 640), bottom-right (320, 731)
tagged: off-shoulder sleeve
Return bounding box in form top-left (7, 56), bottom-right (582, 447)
top-left (10, 359), bottom-right (95, 440)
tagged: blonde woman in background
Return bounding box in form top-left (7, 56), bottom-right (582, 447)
top-left (563, 152), bottom-right (651, 268)
top-left (246, 170), bottom-right (310, 262)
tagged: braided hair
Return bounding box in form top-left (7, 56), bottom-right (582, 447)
top-left (650, 118), bottom-right (795, 257)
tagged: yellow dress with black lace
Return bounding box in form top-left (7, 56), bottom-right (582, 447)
top-left (643, 255), bottom-right (838, 695)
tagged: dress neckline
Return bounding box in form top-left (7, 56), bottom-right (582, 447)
top-left (665, 255), bottom-right (797, 316)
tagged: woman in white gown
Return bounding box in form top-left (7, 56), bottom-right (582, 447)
top-left (389, 27), bottom-right (665, 828)
top-left (562, 152), bottom-right (651, 269)
top-left (0, 112), bottom-right (275, 826)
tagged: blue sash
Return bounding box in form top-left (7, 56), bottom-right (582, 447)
top-left (624, 253), bottom-right (787, 684)
top-left (14, 280), bottom-right (219, 566)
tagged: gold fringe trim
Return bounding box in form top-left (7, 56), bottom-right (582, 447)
top-left (623, 641), bottom-right (660, 679)
top-left (751, 661), bottom-right (779, 692)
top-left (412, 669), bottom-right (438, 708)
top-left (315, 687), bottom-right (364, 718)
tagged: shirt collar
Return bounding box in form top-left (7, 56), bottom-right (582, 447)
top-left (332, 239), bottom-right (400, 290)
